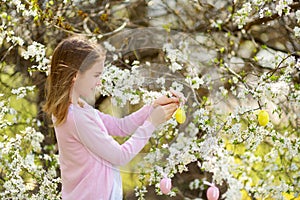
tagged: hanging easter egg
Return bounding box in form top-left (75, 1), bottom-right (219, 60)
top-left (257, 110), bottom-right (269, 126)
top-left (207, 185), bottom-right (219, 200)
top-left (160, 177), bottom-right (172, 194)
top-left (175, 107), bottom-right (186, 124)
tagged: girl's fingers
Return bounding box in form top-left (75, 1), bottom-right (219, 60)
top-left (162, 103), bottom-right (178, 119)
top-left (153, 95), bottom-right (179, 107)
top-left (170, 89), bottom-right (187, 104)
top-left (149, 102), bottom-right (178, 126)
top-left (165, 97), bottom-right (179, 105)
top-left (160, 96), bottom-right (179, 104)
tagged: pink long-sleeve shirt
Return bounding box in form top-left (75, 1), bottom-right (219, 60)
top-left (53, 101), bottom-right (155, 200)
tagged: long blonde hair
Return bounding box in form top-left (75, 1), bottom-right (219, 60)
top-left (43, 36), bottom-right (105, 126)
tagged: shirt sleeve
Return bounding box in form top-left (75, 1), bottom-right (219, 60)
top-left (72, 107), bottom-right (156, 166)
top-left (97, 105), bottom-right (154, 137)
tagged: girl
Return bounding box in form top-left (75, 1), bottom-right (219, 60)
top-left (43, 36), bottom-right (181, 200)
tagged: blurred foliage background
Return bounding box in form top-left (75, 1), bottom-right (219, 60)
top-left (1, 0), bottom-right (300, 199)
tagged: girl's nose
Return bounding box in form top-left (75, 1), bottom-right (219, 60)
top-left (96, 80), bottom-right (102, 86)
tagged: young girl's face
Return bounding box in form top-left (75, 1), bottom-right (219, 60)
top-left (73, 59), bottom-right (104, 102)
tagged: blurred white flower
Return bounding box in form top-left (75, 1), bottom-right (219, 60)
top-left (294, 26), bottom-right (300, 37)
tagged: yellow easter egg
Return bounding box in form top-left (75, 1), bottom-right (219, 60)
top-left (258, 110), bottom-right (269, 126)
top-left (175, 107), bottom-right (186, 124)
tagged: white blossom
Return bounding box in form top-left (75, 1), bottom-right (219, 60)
top-left (234, 2), bottom-right (252, 28)
top-left (219, 86), bottom-right (228, 97)
top-left (11, 86), bottom-right (35, 99)
top-left (275, 0), bottom-right (292, 16)
top-left (103, 41), bottom-right (116, 51)
top-left (294, 26), bottom-right (300, 37)
top-left (22, 42), bottom-right (50, 72)
top-left (296, 10), bottom-right (300, 22)
top-left (171, 81), bottom-right (184, 92)
top-left (185, 76), bottom-right (204, 89)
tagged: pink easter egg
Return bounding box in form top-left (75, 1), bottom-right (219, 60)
top-left (159, 177), bottom-right (172, 194)
top-left (206, 186), bottom-right (219, 200)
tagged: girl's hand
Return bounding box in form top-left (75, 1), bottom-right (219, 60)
top-left (152, 95), bottom-right (179, 108)
top-left (169, 88), bottom-right (187, 105)
top-left (147, 103), bottom-right (178, 127)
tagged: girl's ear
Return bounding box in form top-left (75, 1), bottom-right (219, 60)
top-left (72, 73), bottom-right (78, 82)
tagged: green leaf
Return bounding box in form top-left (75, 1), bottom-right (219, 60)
top-left (270, 75), bottom-right (279, 81)
top-left (34, 15), bottom-right (39, 21)
top-left (162, 23), bottom-right (172, 33)
top-left (261, 44), bottom-right (267, 49)
top-left (220, 47), bottom-right (225, 54)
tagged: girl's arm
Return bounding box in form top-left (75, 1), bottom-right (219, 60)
top-left (72, 107), bottom-right (156, 166)
top-left (97, 105), bottom-right (154, 137)
top-left (97, 95), bottom-right (180, 137)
